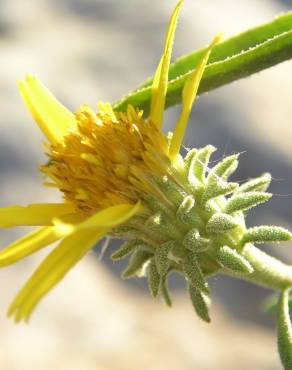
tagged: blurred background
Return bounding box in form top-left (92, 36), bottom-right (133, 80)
top-left (0, 0), bottom-right (291, 369)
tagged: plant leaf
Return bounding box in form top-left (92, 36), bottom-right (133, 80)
top-left (114, 12), bottom-right (292, 114)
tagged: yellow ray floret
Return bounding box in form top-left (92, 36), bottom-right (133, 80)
top-left (0, 203), bottom-right (75, 227)
top-left (169, 34), bottom-right (222, 160)
top-left (7, 202), bottom-right (140, 321)
top-left (0, 0), bottom-right (223, 323)
top-left (0, 227), bottom-right (61, 267)
top-left (150, 0), bottom-right (183, 128)
top-left (52, 202), bottom-right (143, 236)
top-left (66, 202), bottom-right (142, 231)
top-left (9, 228), bottom-right (106, 322)
top-left (19, 74), bottom-right (76, 144)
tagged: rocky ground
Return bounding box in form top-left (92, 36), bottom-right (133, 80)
top-left (0, 0), bottom-right (291, 369)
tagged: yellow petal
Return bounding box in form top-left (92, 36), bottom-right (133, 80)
top-left (150, 0), bottom-right (183, 128)
top-left (8, 202), bottom-right (141, 321)
top-left (19, 74), bottom-right (76, 144)
top-left (54, 201), bottom-right (142, 233)
top-left (8, 227), bottom-right (107, 322)
top-left (150, 56), bottom-right (163, 123)
top-left (169, 34), bottom-right (222, 160)
top-left (0, 227), bottom-right (62, 267)
top-left (0, 203), bottom-right (75, 227)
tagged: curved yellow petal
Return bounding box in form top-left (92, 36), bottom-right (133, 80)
top-left (150, 0), bottom-right (183, 128)
top-left (0, 203), bottom-right (75, 227)
top-left (19, 74), bottom-right (76, 143)
top-left (8, 227), bottom-right (107, 322)
top-left (54, 201), bottom-right (142, 233)
top-left (8, 202), bottom-right (141, 321)
top-left (169, 34), bottom-right (222, 160)
top-left (0, 227), bottom-right (62, 267)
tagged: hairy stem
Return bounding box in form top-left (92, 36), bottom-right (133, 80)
top-left (225, 243), bottom-right (292, 291)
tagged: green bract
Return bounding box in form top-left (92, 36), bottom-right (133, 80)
top-left (112, 6), bottom-right (292, 370)
top-left (110, 146), bottom-right (292, 323)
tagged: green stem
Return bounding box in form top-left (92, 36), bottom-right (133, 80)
top-left (229, 243), bottom-right (292, 291)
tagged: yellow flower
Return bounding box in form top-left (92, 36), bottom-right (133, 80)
top-left (0, 0), bottom-right (220, 322)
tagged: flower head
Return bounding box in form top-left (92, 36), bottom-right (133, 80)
top-left (0, 0), bottom-right (213, 321)
top-left (1, 1), bottom-right (290, 324)
top-left (41, 103), bottom-right (170, 213)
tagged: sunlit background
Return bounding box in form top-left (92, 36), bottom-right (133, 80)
top-left (0, 0), bottom-right (291, 369)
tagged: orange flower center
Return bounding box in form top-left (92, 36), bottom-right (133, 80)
top-left (41, 103), bottom-right (170, 215)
